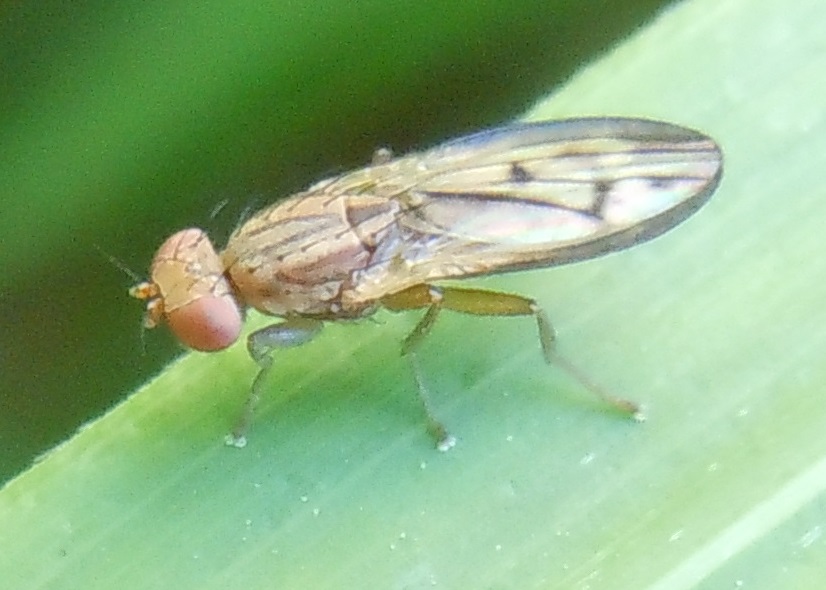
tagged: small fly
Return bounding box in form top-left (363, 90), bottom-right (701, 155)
top-left (131, 117), bottom-right (723, 450)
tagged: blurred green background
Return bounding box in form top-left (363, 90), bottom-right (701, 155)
top-left (0, 0), bottom-right (672, 485)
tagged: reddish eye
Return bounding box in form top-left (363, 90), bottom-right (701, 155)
top-left (166, 293), bottom-right (242, 351)
top-left (135, 228), bottom-right (243, 351)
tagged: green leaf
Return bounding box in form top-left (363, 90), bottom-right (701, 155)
top-left (3, 0), bottom-right (826, 588)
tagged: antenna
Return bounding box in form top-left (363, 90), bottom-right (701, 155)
top-left (93, 243), bottom-right (149, 355)
top-left (92, 243), bottom-right (143, 283)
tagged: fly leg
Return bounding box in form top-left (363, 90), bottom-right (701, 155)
top-left (382, 284), bottom-right (456, 450)
top-left (382, 284), bottom-right (642, 448)
top-left (225, 317), bottom-right (323, 448)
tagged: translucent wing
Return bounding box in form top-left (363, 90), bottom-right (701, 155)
top-left (346, 117), bottom-right (722, 302)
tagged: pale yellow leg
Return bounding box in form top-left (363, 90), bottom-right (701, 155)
top-left (382, 284), bottom-right (642, 448)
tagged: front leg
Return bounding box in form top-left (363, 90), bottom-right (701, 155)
top-left (225, 317), bottom-right (323, 448)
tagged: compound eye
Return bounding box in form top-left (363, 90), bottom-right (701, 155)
top-left (165, 292), bottom-right (242, 351)
top-left (147, 228), bottom-right (242, 351)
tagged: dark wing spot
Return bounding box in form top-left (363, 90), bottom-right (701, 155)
top-left (649, 177), bottom-right (674, 189)
top-left (509, 162), bottom-right (533, 183)
top-left (590, 180), bottom-right (613, 218)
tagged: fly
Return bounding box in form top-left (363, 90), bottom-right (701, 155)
top-left (130, 117), bottom-right (723, 450)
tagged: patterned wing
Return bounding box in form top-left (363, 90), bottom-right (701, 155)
top-left (348, 117), bottom-right (722, 301)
